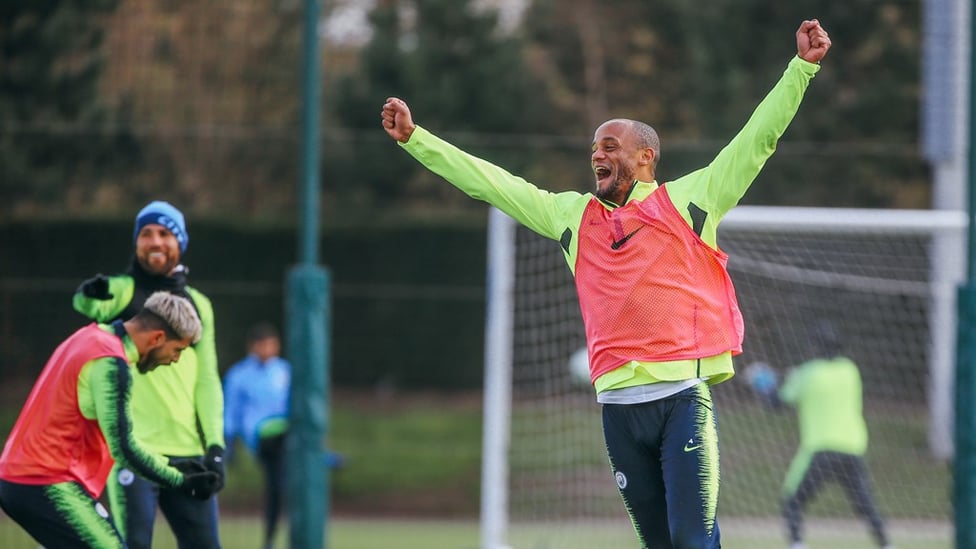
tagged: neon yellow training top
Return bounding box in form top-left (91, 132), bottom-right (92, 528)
top-left (74, 278), bottom-right (224, 456)
top-left (400, 56), bottom-right (820, 394)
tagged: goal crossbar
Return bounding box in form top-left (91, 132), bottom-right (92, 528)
top-left (722, 205), bottom-right (966, 232)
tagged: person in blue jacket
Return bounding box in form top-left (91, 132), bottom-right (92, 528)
top-left (223, 323), bottom-right (290, 549)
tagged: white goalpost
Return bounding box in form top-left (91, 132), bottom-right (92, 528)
top-left (480, 204), bottom-right (963, 549)
top-left (481, 207), bottom-right (516, 549)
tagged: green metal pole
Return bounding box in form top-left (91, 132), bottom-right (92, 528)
top-left (957, 290), bottom-right (976, 549)
top-left (955, 4), bottom-right (976, 546)
top-left (287, 267), bottom-right (329, 549)
top-left (298, 0), bottom-right (321, 268)
top-left (287, 0), bottom-right (329, 547)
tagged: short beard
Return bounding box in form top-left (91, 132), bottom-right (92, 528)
top-left (138, 256), bottom-right (178, 277)
top-left (595, 173), bottom-right (634, 203)
top-left (136, 347), bottom-right (164, 373)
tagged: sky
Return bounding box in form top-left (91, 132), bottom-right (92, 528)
top-left (321, 0), bottom-right (529, 47)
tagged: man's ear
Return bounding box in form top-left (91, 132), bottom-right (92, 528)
top-left (147, 330), bottom-right (167, 348)
top-left (640, 147), bottom-right (655, 167)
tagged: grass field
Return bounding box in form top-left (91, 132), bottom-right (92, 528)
top-left (0, 514), bottom-right (952, 548)
top-left (0, 390), bottom-right (955, 547)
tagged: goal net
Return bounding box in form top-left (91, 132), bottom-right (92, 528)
top-left (480, 205), bottom-right (962, 549)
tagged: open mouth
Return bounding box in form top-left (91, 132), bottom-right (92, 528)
top-left (594, 165), bottom-right (612, 183)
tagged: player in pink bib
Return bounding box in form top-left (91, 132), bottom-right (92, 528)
top-left (383, 20), bottom-right (831, 549)
top-left (0, 293), bottom-right (219, 548)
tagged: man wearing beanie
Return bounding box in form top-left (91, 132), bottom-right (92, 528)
top-left (73, 200), bottom-right (225, 549)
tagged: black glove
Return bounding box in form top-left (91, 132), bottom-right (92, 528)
top-left (79, 274), bottom-right (113, 300)
top-left (169, 457), bottom-right (206, 474)
top-left (181, 470), bottom-right (220, 501)
top-left (203, 445), bottom-right (225, 493)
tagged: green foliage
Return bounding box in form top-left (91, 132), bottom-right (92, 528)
top-left (202, 392), bottom-right (484, 518)
top-left (0, 392), bottom-right (953, 547)
top-left (525, 0), bottom-right (693, 133)
top-left (329, 394), bottom-right (482, 515)
top-left (327, 0), bottom-right (556, 210)
top-left (0, 514), bottom-right (953, 549)
top-left (521, 0), bottom-right (929, 208)
top-left (0, 1), bottom-right (933, 218)
top-left (0, 0), bottom-right (140, 214)
top-left (130, 1), bottom-right (305, 217)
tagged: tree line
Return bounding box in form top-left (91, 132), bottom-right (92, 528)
top-left (0, 0), bottom-right (928, 221)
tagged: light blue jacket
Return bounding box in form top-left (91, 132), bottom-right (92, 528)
top-left (223, 354), bottom-right (291, 453)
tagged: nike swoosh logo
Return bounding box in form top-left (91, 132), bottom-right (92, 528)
top-left (684, 443), bottom-right (701, 452)
top-left (611, 226), bottom-right (643, 250)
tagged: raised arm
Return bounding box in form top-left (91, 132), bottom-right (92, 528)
top-left (668, 20), bottom-right (831, 228)
top-left (73, 274), bottom-right (133, 322)
top-left (797, 19), bottom-right (832, 64)
top-left (379, 97), bottom-right (588, 242)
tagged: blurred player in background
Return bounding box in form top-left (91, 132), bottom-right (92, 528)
top-left (382, 19), bottom-right (831, 549)
top-left (748, 321), bottom-right (892, 549)
top-left (0, 292), bottom-right (220, 549)
top-left (223, 322), bottom-right (344, 549)
top-left (73, 200), bottom-right (225, 548)
top-left (223, 322), bottom-right (291, 549)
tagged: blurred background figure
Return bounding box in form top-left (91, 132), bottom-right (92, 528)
top-left (747, 320), bottom-right (892, 549)
top-left (224, 322), bottom-right (291, 549)
top-left (225, 322), bottom-right (344, 548)
top-left (743, 360), bottom-right (779, 408)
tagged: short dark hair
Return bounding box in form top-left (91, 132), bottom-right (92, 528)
top-left (246, 322), bottom-right (279, 346)
top-left (631, 120), bottom-right (661, 172)
top-left (811, 319), bottom-right (842, 356)
top-left (134, 309), bottom-right (182, 341)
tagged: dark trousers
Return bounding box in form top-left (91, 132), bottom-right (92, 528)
top-left (783, 450), bottom-right (888, 547)
top-left (107, 461), bottom-right (221, 549)
top-left (0, 478), bottom-right (125, 548)
top-left (258, 432), bottom-right (287, 547)
top-left (602, 383), bottom-right (722, 549)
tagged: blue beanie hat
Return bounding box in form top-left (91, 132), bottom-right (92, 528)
top-left (133, 201), bottom-right (189, 254)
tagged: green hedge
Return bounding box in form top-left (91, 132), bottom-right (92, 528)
top-left (0, 218), bottom-right (488, 390)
